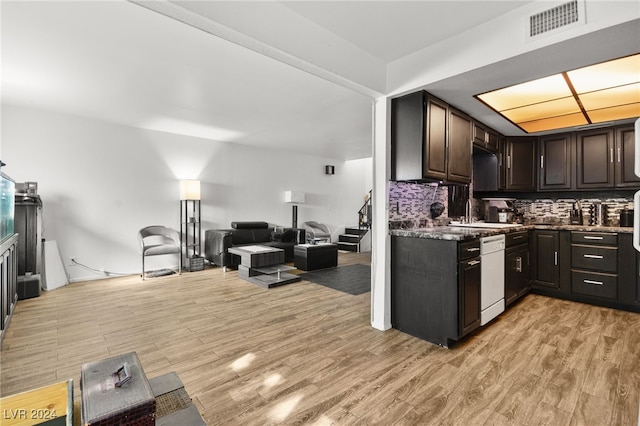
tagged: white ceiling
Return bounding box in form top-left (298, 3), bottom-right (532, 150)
top-left (2, 1), bottom-right (638, 161)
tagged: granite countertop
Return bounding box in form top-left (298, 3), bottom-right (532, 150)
top-left (389, 223), bottom-right (634, 241)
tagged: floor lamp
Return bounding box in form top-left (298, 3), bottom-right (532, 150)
top-left (180, 179), bottom-right (202, 271)
top-left (284, 190), bottom-right (305, 229)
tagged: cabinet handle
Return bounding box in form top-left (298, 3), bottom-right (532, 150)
top-left (584, 279), bottom-right (604, 286)
top-left (515, 257), bottom-right (522, 273)
top-left (507, 155), bottom-right (512, 169)
top-left (554, 251), bottom-right (558, 266)
top-left (466, 247), bottom-right (480, 252)
top-left (467, 260), bottom-right (480, 266)
top-left (583, 236), bottom-right (603, 240)
top-left (610, 148), bottom-right (614, 163)
top-left (617, 147), bottom-right (621, 163)
top-left (512, 235), bottom-right (524, 240)
top-left (540, 155), bottom-right (544, 169)
top-left (584, 254), bottom-right (604, 259)
top-left (499, 153), bottom-right (503, 167)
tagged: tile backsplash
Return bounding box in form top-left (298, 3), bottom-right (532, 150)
top-left (389, 181), bottom-right (635, 228)
top-left (516, 196), bottom-right (634, 226)
top-left (389, 181), bottom-right (449, 228)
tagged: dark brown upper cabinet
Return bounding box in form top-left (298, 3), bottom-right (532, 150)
top-left (473, 121), bottom-right (498, 153)
top-left (448, 108), bottom-right (473, 184)
top-left (538, 133), bottom-right (574, 191)
top-left (391, 91), bottom-right (471, 184)
top-left (576, 128), bottom-right (615, 189)
top-left (615, 125), bottom-right (640, 188)
top-left (498, 137), bottom-right (507, 190)
top-left (424, 96), bottom-right (448, 181)
top-left (576, 126), bottom-right (639, 189)
top-left (504, 137), bottom-right (537, 191)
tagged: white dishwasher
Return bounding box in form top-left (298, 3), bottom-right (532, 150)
top-left (480, 234), bottom-right (505, 325)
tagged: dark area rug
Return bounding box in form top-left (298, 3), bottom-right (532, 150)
top-left (301, 264), bottom-right (371, 295)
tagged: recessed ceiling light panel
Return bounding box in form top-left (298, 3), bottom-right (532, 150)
top-left (475, 53), bottom-right (640, 133)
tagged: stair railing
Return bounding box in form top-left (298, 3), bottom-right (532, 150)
top-left (358, 190), bottom-right (372, 230)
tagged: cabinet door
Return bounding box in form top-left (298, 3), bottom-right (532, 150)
top-left (486, 129), bottom-right (499, 153)
top-left (505, 247), bottom-right (519, 305)
top-left (473, 122), bottom-right (486, 147)
top-left (506, 137), bottom-right (537, 191)
top-left (459, 257), bottom-right (481, 337)
top-left (615, 125), bottom-right (640, 188)
top-left (576, 129), bottom-right (614, 189)
top-left (424, 97), bottom-right (448, 181)
top-left (498, 137), bottom-right (507, 190)
top-left (539, 133), bottom-right (573, 190)
top-left (506, 245), bottom-right (529, 306)
top-left (448, 108), bottom-right (472, 183)
top-left (532, 231), bottom-right (560, 289)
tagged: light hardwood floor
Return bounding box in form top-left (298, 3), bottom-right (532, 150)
top-left (1, 251), bottom-right (638, 425)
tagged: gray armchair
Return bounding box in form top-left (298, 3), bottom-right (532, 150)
top-left (138, 226), bottom-right (181, 280)
top-left (303, 221), bottom-right (331, 243)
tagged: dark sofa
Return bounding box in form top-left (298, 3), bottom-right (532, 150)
top-left (204, 221), bottom-right (305, 269)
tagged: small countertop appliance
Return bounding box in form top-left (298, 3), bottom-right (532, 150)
top-left (482, 198), bottom-right (517, 223)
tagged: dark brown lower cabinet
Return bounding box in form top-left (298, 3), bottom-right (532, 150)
top-left (530, 230), bottom-right (638, 313)
top-left (459, 256), bottom-right (481, 337)
top-left (505, 231), bottom-right (530, 306)
top-left (391, 236), bottom-right (480, 347)
top-left (531, 230), bottom-right (561, 289)
top-left (506, 244), bottom-right (530, 306)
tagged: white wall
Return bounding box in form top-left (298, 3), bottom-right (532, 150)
top-left (2, 104), bottom-right (371, 282)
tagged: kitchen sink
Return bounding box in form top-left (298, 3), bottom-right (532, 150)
top-left (449, 222), bottom-right (524, 229)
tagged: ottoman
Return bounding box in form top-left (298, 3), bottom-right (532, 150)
top-left (294, 243), bottom-right (338, 271)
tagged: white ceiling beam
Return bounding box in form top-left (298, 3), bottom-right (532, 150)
top-left (129, 0), bottom-right (385, 99)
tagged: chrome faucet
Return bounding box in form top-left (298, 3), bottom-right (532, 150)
top-left (465, 199), bottom-right (472, 223)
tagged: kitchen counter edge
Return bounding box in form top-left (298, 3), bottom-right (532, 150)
top-left (389, 224), bottom-right (634, 241)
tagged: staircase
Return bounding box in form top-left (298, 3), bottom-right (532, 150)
top-left (337, 227), bottom-right (369, 252)
top-left (337, 190), bottom-right (372, 253)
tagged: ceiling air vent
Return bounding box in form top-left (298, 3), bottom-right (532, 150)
top-left (528, 0), bottom-right (584, 39)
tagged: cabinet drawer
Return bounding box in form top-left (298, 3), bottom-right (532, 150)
top-left (571, 244), bottom-right (617, 273)
top-left (572, 270), bottom-right (617, 299)
top-left (571, 232), bottom-right (617, 245)
top-left (506, 231), bottom-right (528, 247)
top-left (459, 239), bottom-right (480, 260)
